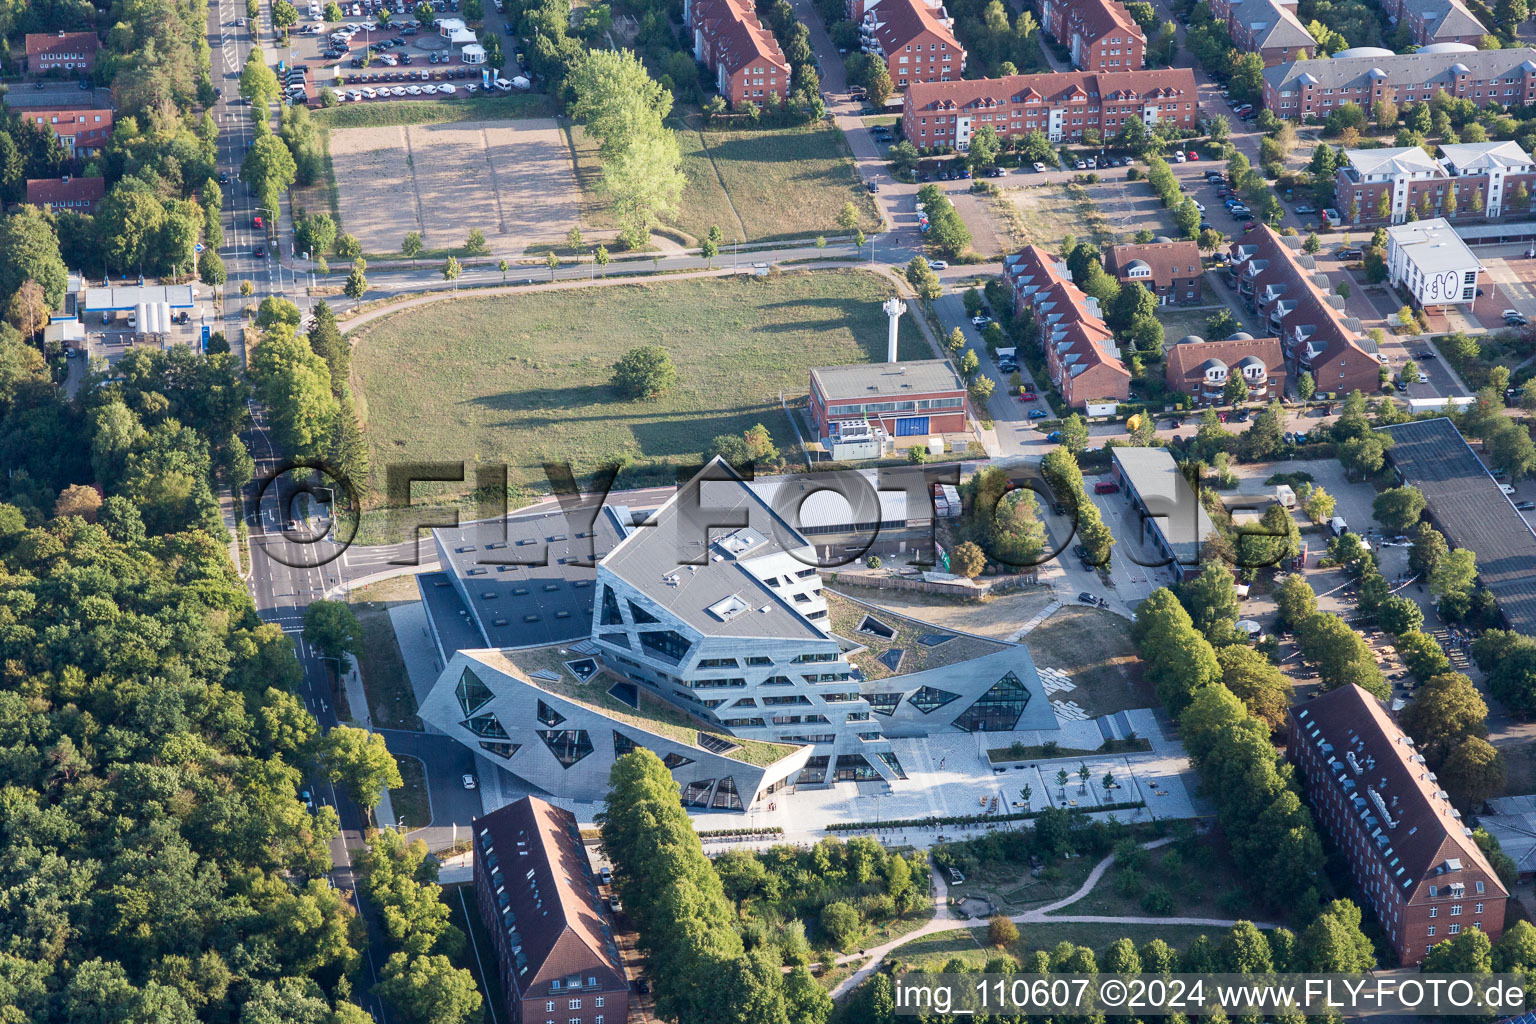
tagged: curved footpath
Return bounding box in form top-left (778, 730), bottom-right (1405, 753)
top-left (829, 837), bottom-right (1278, 999)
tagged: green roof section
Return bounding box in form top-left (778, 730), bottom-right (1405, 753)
top-left (825, 590), bottom-right (1007, 681)
top-left (475, 647), bottom-right (801, 768)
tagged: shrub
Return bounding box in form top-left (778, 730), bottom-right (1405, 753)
top-left (1141, 885), bottom-right (1174, 914)
top-left (820, 901), bottom-right (861, 950)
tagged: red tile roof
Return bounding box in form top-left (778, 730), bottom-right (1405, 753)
top-left (1068, 0), bottom-right (1141, 46)
top-left (1104, 239), bottom-right (1202, 287)
top-left (25, 175), bottom-right (105, 208)
top-left (1164, 334), bottom-right (1285, 391)
top-left (870, 0), bottom-right (962, 61)
top-left (906, 66), bottom-right (1196, 115)
top-left (692, 0), bottom-right (788, 77)
top-left (474, 796), bottom-right (627, 994)
top-left (1291, 685), bottom-right (1509, 903)
top-left (24, 31), bottom-right (100, 60)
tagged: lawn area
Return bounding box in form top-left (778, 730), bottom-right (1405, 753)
top-left (444, 881), bottom-right (506, 1024)
top-left (563, 124), bottom-right (617, 232)
top-left (674, 121), bottom-right (881, 243)
top-left (897, 921), bottom-right (1249, 969)
top-left (350, 584), bottom-right (423, 731)
top-left (1156, 300), bottom-right (1265, 343)
top-left (1023, 607), bottom-right (1156, 716)
top-left (825, 590), bottom-right (1006, 681)
top-left (351, 269), bottom-right (921, 499)
top-left (829, 584), bottom-right (1056, 640)
top-left (312, 93), bottom-right (555, 129)
top-left (949, 848), bottom-right (1100, 915)
top-left (1047, 833), bottom-right (1264, 923)
top-left (388, 754), bottom-right (431, 828)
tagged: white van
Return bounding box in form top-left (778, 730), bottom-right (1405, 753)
top-left (1328, 516), bottom-right (1348, 537)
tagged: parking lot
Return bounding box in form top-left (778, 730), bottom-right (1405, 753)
top-left (281, 0), bottom-right (520, 104)
top-left (329, 117), bottom-right (581, 254)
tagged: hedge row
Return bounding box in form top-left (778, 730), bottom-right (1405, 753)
top-left (824, 800), bottom-right (1148, 832)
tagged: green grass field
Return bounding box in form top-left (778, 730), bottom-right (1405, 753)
top-left (351, 269), bottom-right (925, 502)
top-left (569, 119), bottom-right (880, 245)
top-left (312, 93), bottom-right (555, 129)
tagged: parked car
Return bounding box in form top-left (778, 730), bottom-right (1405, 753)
top-left (599, 866), bottom-right (612, 885)
top-left (1294, 204), bottom-right (1316, 214)
top-left (1187, 150), bottom-right (1200, 161)
top-left (462, 774), bottom-right (477, 790)
top-left (1028, 409), bottom-right (1048, 419)
top-left (1501, 484), bottom-right (1518, 495)
top-left (927, 259), bottom-right (948, 270)
top-left (1336, 247), bottom-right (1363, 260)
top-left (1173, 151), bottom-right (1186, 163)
top-left (1032, 161), bottom-right (1046, 172)
top-left (1516, 500), bottom-right (1535, 512)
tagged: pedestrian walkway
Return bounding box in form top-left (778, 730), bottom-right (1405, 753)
top-left (829, 836), bottom-right (1277, 998)
top-left (340, 660), bottom-right (397, 829)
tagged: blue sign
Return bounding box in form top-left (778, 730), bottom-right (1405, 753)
top-left (195, 243), bottom-right (205, 253)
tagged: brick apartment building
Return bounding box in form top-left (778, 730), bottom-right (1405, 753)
top-left (473, 796), bottom-right (630, 1024)
top-left (1335, 141), bottom-right (1536, 225)
top-left (1164, 334), bottom-right (1286, 403)
top-left (1103, 238), bottom-right (1203, 304)
top-left (1227, 225), bottom-right (1381, 397)
top-left (1037, 0), bottom-right (1144, 72)
top-left (22, 107), bottom-right (113, 158)
top-left (809, 360), bottom-right (969, 442)
top-left (1262, 47), bottom-right (1536, 122)
top-left (1207, 0), bottom-right (1315, 66)
top-left (25, 175), bottom-right (105, 215)
top-left (1384, 0), bottom-right (1486, 46)
top-left (684, 0), bottom-right (791, 107)
top-left (25, 31), bottom-right (100, 74)
top-left (902, 67), bottom-right (1197, 149)
top-left (856, 0), bottom-right (964, 89)
top-left (1002, 245), bottom-right (1131, 408)
top-left (1290, 685), bottom-right (1510, 966)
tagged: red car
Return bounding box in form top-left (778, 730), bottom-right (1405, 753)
top-left (1093, 481), bottom-right (1121, 494)
top-left (1187, 151), bottom-right (1200, 161)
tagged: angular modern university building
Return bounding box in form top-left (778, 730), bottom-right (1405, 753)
top-left (417, 460), bottom-right (1056, 812)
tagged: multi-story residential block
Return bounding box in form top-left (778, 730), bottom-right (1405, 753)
top-left (1037, 0), bottom-right (1144, 72)
top-left (1208, 0), bottom-right (1316, 66)
top-left (1226, 226), bottom-right (1381, 397)
top-left (1102, 238), bottom-right (1203, 304)
top-left (1262, 47), bottom-right (1536, 121)
top-left (684, 0), bottom-right (791, 107)
top-left (1385, 219), bottom-right (1481, 309)
top-left (417, 461), bottom-right (1059, 808)
top-left (902, 68), bottom-right (1198, 148)
top-left (810, 360), bottom-right (969, 444)
top-left (473, 796), bottom-right (631, 1024)
top-left (25, 31), bottom-right (100, 74)
top-left (1163, 333), bottom-right (1287, 403)
top-left (1383, 0), bottom-right (1486, 47)
top-left (22, 107), bottom-right (113, 158)
top-left (1335, 141), bottom-right (1536, 224)
top-left (857, 0), bottom-right (964, 90)
top-left (1289, 684), bottom-right (1509, 966)
top-left (1002, 245), bottom-right (1131, 409)
top-left (25, 175), bottom-right (105, 215)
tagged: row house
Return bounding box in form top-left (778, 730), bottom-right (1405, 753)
top-left (857, 0), bottom-right (963, 90)
top-left (1002, 246), bottom-right (1131, 409)
top-left (1102, 238), bottom-right (1203, 304)
top-left (1289, 685), bottom-right (1509, 966)
top-left (25, 175), bottom-right (105, 215)
top-left (685, 0), bottom-right (791, 107)
top-left (1163, 333), bottom-right (1286, 403)
top-left (1226, 225), bottom-right (1381, 398)
top-left (1038, 0), bottom-right (1144, 72)
top-left (1384, 0), bottom-right (1486, 46)
top-left (901, 67), bottom-right (1197, 149)
top-left (25, 31), bottom-right (100, 74)
top-left (1208, 0), bottom-right (1316, 66)
top-left (1262, 47), bottom-right (1536, 121)
top-left (23, 107), bottom-right (113, 158)
top-left (1335, 140), bottom-right (1536, 224)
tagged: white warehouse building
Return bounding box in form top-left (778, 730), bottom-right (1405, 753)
top-left (417, 459), bottom-right (1058, 811)
top-left (1385, 218), bottom-right (1481, 308)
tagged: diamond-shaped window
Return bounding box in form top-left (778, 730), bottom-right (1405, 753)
top-left (538, 729), bottom-right (594, 768)
top-left (628, 600), bottom-right (660, 624)
top-left (680, 779), bottom-right (716, 806)
top-left (461, 713), bottom-right (510, 739)
top-left (600, 585), bottom-right (623, 625)
top-left (613, 730), bottom-right (639, 758)
top-left (456, 667), bottom-right (494, 717)
top-left (537, 699), bottom-right (566, 727)
top-left (953, 670), bottom-right (1032, 733)
top-left (662, 752), bottom-right (695, 770)
top-left (479, 741), bottom-right (521, 759)
top-left (907, 685), bottom-right (962, 714)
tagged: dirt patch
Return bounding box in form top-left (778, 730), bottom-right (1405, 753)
top-left (1023, 606), bottom-right (1153, 715)
top-left (329, 117), bottom-right (582, 255)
